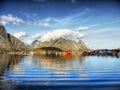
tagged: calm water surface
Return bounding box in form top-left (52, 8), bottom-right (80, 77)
top-left (0, 55), bottom-right (120, 90)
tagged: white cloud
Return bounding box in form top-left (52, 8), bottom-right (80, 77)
top-left (40, 29), bottom-right (85, 42)
top-left (0, 20), bottom-right (8, 26)
top-left (32, 33), bottom-right (41, 39)
top-left (44, 18), bottom-right (51, 22)
top-left (0, 14), bottom-right (24, 26)
top-left (13, 32), bottom-right (27, 39)
top-left (85, 42), bottom-right (93, 49)
top-left (77, 26), bottom-right (89, 31)
top-left (40, 22), bottom-right (51, 28)
top-left (25, 40), bottom-right (33, 45)
top-left (35, 17), bottom-right (61, 28)
top-left (44, 17), bottom-right (61, 23)
top-left (77, 24), bottom-right (99, 31)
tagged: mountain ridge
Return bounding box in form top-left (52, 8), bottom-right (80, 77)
top-left (0, 25), bottom-right (25, 50)
top-left (32, 38), bottom-right (88, 52)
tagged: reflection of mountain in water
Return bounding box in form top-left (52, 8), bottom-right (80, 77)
top-left (0, 55), bottom-right (120, 90)
top-left (0, 55), bottom-right (24, 76)
top-left (0, 55), bottom-right (87, 90)
top-left (33, 55), bottom-right (85, 72)
top-left (0, 55), bottom-right (85, 78)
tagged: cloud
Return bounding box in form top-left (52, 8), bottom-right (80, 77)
top-left (13, 32), bottom-right (27, 39)
top-left (44, 18), bottom-right (51, 22)
top-left (84, 42), bottom-right (93, 49)
top-left (0, 20), bottom-right (8, 26)
top-left (0, 14), bottom-right (24, 26)
top-left (25, 40), bottom-right (33, 45)
top-left (77, 26), bottom-right (89, 31)
top-left (44, 17), bottom-right (61, 23)
top-left (39, 22), bottom-right (51, 28)
top-left (40, 29), bottom-right (86, 42)
top-left (35, 17), bottom-right (61, 28)
top-left (32, 33), bottom-right (42, 39)
top-left (77, 24), bottom-right (99, 31)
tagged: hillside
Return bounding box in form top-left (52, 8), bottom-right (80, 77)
top-left (33, 38), bottom-right (88, 52)
top-left (0, 25), bottom-right (25, 50)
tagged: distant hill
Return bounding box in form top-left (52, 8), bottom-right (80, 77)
top-left (0, 25), bottom-right (25, 50)
top-left (31, 40), bottom-right (39, 47)
top-left (33, 38), bottom-right (88, 52)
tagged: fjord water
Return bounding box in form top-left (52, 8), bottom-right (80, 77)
top-left (0, 55), bottom-right (120, 90)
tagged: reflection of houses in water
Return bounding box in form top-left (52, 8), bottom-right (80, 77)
top-left (33, 55), bottom-right (76, 70)
top-left (33, 55), bottom-right (87, 77)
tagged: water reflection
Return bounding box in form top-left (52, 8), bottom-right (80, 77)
top-left (0, 55), bottom-right (23, 76)
top-left (0, 55), bottom-right (120, 90)
top-left (32, 55), bottom-right (85, 71)
top-left (0, 55), bottom-right (10, 76)
top-left (0, 55), bottom-right (24, 90)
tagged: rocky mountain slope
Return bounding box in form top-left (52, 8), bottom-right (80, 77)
top-left (33, 38), bottom-right (88, 52)
top-left (0, 25), bottom-right (25, 50)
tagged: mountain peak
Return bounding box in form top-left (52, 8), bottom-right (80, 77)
top-left (0, 25), bottom-right (25, 50)
top-left (32, 37), bottom-right (88, 52)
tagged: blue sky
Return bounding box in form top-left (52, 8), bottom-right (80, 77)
top-left (0, 0), bottom-right (120, 49)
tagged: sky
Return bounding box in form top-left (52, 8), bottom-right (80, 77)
top-left (0, 0), bottom-right (120, 49)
